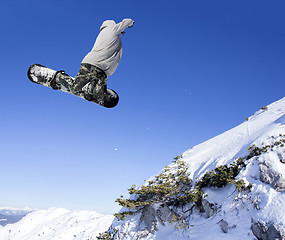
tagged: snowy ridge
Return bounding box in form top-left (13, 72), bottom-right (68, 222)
top-left (0, 208), bottom-right (114, 240)
top-left (181, 96), bottom-right (285, 180)
top-left (108, 96), bottom-right (285, 239)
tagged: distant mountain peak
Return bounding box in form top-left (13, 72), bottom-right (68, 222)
top-left (0, 207), bottom-right (33, 227)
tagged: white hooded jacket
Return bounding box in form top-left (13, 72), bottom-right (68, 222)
top-left (82, 18), bottom-right (134, 77)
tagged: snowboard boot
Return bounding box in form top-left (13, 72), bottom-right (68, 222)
top-left (50, 70), bottom-right (67, 90)
top-left (84, 79), bottom-right (104, 104)
top-left (82, 88), bottom-right (119, 107)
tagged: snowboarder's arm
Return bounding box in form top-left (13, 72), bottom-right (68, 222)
top-left (113, 18), bottom-right (134, 34)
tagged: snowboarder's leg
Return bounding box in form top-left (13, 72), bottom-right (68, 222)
top-left (72, 63), bottom-right (107, 103)
top-left (85, 72), bottom-right (107, 103)
top-left (72, 64), bottom-right (94, 94)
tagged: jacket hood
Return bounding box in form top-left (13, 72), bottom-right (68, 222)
top-left (100, 20), bottom-right (116, 31)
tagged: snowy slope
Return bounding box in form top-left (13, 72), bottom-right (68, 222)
top-left (107, 96), bottom-right (285, 240)
top-left (181, 97), bottom-right (285, 180)
top-left (0, 208), bottom-right (114, 240)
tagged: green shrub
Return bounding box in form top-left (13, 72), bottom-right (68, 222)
top-left (196, 158), bottom-right (246, 191)
top-left (97, 232), bottom-right (112, 240)
top-left (97, 229), bottom-right (117, 240)
top-left (115, 159), bottom-right (193, 220)
top-left (246, 135), bottom-right (285, 159)
top-left (114, 156), bottom-right (251, 223)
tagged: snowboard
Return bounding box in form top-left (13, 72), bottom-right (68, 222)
top-left (27, 64), bottom-right (119, 108)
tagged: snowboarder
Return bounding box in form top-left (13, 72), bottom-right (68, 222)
top-left (28, 18), bottom-right (134, 108)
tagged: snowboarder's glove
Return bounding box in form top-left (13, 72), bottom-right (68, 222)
top-left (128, 21), bottom-right (134, 28)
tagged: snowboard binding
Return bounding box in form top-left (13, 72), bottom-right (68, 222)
top-left (50, 70), bottom-right (67, 90)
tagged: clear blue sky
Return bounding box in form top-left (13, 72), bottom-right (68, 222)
top-left (0, 0), bottom-right (284, 214)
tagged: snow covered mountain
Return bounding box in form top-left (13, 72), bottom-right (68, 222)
top-left (104, 96), bottom-right (285, 240)
top-left (0, 208), bottom-right (114, 240)
top-left (1, 96), bottom-right (285, 240)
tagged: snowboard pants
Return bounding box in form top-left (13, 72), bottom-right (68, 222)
top-left (55, 63), bottom-right (107, 102)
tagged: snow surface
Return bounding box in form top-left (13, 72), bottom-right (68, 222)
top-left (181, 98), bottom-right (285, 181)
top-left (0, 208), bottom-right (114, 240)
top-left (109, 96), bottom-right (285, 239)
